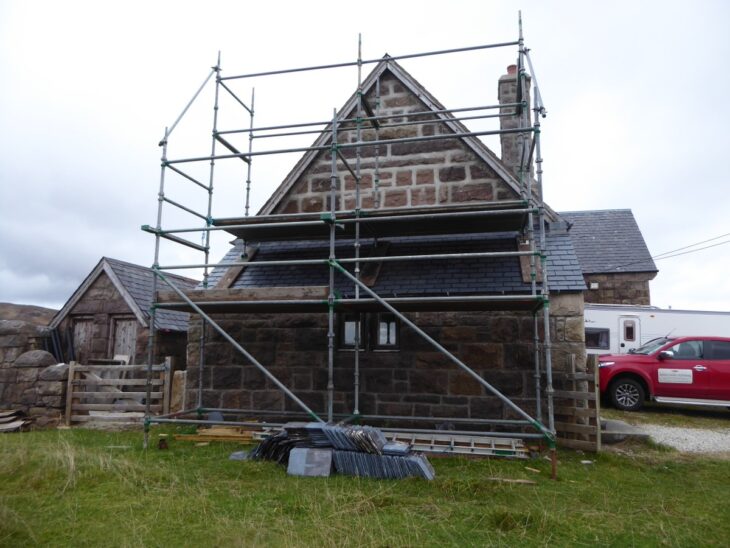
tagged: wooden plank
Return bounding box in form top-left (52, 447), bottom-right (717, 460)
top-left (162, 357), bottom-right (171, 415)
top-left (0, 410), bottom-right (20, 419)
top-left (554, 421), bottom-right (599, 436)
top-left (554, 372), bottom-right (595, 381)
top-left (557, 438), bottom-right (599, 451)
top-left (72, 365), bottom-right (166, 373)
top-left (72, 403), bottom-right (161, 412)
top-left (65, 362), bottom-right (77, 426)
top-left (360, 242), bottom-right (391, 287)
top-left (72, 379), bottom-right (164, 387)
top-left (551, 390), bottom-right (596, 401)
top-left (518, 241), bottom-right (543, 283)
top-left (214, 244), bottom-right (259, 289)
top-left (71, 414), bottom-right (144, 422)
top-left (156, 285), bottom-right (329, 304)
top-left (70, 391), bottom-right (162, 399)
top-left (554, 406), bottom-right (598, 418)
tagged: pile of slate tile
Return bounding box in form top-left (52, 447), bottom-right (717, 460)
top-left (251, 422), bottom-right (435, 480)
top-left (0, 410), bottom-right (30, 433)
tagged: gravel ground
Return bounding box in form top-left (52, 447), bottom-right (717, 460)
top-left (640, 424), bottom-right (730, 453)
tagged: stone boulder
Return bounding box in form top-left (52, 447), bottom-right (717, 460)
top-left (39, 363), bottom-right (69, 382)
top-left (14, 350), bottom-right (57, 368)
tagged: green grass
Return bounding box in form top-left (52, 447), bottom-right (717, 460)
top-left (602, 404), bottom-right (730, 429)
top-left (1, 427), bottom-right (730, 546)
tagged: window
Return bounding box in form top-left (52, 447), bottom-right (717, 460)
top-left (373, 313), bottom-right (399, 350)
top-left (707, 341), bottom-right (730, 360)
top-left (338, 313), bottom-right (364, 350)
top-left (623, 320), bottom-right (636, 342)
top-left (585, 328), bottom-right (610, 350)
top-left (666, 340), bottom-right (703, 360)
top-left (337, 313), bottom-right (400, 351)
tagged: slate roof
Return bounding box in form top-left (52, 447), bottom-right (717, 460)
top-left (103, 258), bottom-right (199, 331)
top-left (206, 230), bottom-right (586, 296)
top-left (559, 210), bottom-right (657, 274)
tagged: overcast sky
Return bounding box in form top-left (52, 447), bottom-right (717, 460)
top-left (1, 0), bottom-right (728, 312)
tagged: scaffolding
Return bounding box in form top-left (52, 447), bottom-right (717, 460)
top-left (143, 15), bottom-right (558, 466)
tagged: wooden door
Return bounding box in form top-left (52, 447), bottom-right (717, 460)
top-left (72, 319), bottom-right (94, 364)
top-left (112, 319), bottom-right (138, 363)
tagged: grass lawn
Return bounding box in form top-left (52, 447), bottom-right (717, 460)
top-left (601, 404), bottom-right (730, 430)
top-left (1, 427), bottom-right (729, 547)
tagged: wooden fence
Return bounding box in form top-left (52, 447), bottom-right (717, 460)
top-left (65, 359), bottom-right (171, 426)
top-left (553, 355), bottom-right (601, 452)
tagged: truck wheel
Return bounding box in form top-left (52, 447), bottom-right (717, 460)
top-left (610, 378), bottom-right (645, 411)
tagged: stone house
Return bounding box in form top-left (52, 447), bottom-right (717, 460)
top-left (50, 257), bottom-right (197, 368)
top-left (152, 57), bottom-right (597, 433)
top-left (560, 210), bottom-right (657, 305)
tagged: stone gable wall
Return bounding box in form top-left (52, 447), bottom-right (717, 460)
top-left (275, 71), bottom-right (518, 214)
top-left (583, 273), bottom-right (654, 305)
top-left (57, 273), bottom-right (186, 368)
top-left (185, 293), bottom-right (584, 425)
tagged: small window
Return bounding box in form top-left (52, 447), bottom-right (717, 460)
top-left (338, 313), bottom-right (364, 350)
top-left (374, 313), bottom-right (399, 349)
top-left (623, 320), bottom-right (636, 342)
top-left (585, 328), bottom-right (610, 350)
top-left (707, 341), bottom-right (730, 360)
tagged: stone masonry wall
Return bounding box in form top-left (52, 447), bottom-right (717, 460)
top-left (583, 273), bottom-right (654, 305)
top-left (185, 293), bottom-right (584, 425)
top-left (275, 71), bottom-right (518, 215)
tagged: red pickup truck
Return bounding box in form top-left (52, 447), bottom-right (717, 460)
top-left (598, 336), bottom-right (730, 411)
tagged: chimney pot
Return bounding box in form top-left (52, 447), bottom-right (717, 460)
top-left (507, 64), bottom-right (517, 75)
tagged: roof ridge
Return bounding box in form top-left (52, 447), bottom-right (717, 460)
top-left (102, 257), bottom-right (199, 284)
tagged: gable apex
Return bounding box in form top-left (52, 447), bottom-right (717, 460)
top-left (259, 58), bottom-right (524, 215)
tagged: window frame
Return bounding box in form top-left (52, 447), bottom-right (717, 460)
top-left (336, 312), bottom-right (401, 352)
top-left (371, 312), bottom-right (400, 351)
top-left (337, 313), bottom-right (365, 351)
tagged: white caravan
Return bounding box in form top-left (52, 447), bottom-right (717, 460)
top-left (584, 303), bottom-right (730, 355)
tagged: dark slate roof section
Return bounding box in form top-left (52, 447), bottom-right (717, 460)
top-left (206, 230), bottom-right (585, 296)
top-left (104, 258), bottom-right (199, 331)
top-left (559, 210), bottom-right (657, 274)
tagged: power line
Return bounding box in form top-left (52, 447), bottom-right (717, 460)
top-left (608, 231), bottom-right (730, 271)
top-left (651, 231), bottom-right (730, 259)
top-left (651, 239), bottom-right (730, 262)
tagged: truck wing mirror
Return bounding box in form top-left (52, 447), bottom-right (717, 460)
top-left (658, 350), bottom-right (674, 361)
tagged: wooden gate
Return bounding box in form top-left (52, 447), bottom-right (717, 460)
top-left (65, 359), bottom-right (171, 426)
top-left (553, 355), bottom-right (602, 452)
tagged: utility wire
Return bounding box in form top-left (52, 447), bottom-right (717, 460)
top-left (607, 231), bottom-right (730, 271)
top-left (651, 231), bottom-right (730, 259)
top-left (650, 239), bottom-right (730, 262)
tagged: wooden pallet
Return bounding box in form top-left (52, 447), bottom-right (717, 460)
top-left (553, 355), bottom-right (601, 452)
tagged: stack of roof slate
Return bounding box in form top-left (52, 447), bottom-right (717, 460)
top-left (0, 410), bottom-right (30, 432)
top-left (251, 422), bottom-right (435, 480)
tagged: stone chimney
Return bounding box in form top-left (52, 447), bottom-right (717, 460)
top-left (498, 64), bottom-right (533, 181)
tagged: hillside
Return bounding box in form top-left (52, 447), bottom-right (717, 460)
top-left (0, 302), bottom-right (57, 326)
